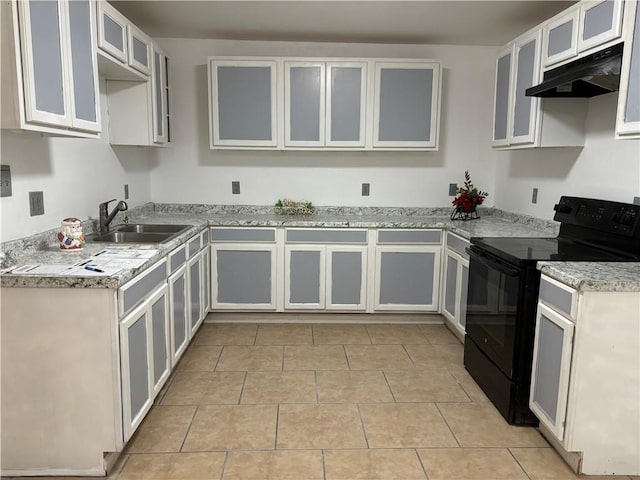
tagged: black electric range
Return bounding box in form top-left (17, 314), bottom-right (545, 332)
top-left (464, 196), bottom-right (640, 425)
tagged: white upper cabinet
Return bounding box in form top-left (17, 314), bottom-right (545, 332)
top-left (578, 0), bottom-right (624, 53)
top-left (492, 46), bottom-right (513, 146)
top-left (97, 1), bottom-right (128, 63)
top-left (209, 58), bottom-right (279, 148)
top-left (373, 61), bottom-right (441, 149)
top-left (617, 0), bottom-right (640, 138)
top-left (284, 60), bottom-right (367, 148)
top-left (127, 23), bottom-right (152, 76)
top-left (152, 45), bottom-right (170, 144)
top-left (509, 29), bottom-right (542, 146)
top-left (543, 7), bottom-right (580, 67)
top-left (1, 0), bottom-right (100, 136)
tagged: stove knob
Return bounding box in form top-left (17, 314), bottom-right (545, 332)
top-left (621, 214), bottom-right (633, 226)
top-left (613, 213), bottom-right (622, 223)
top-left (554, 204), bottom-right (572, 214)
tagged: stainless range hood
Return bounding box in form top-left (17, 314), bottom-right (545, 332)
top-left (526, 43), bottom-right (623, 97)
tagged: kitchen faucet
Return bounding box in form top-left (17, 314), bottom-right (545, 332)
top-left (99, 199), bottom-right (128, 233)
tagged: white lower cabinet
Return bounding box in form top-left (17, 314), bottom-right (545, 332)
top-left (441, 248), bottom-right (469, 340)
top-left (169, 263), bottom-right (189, 365)
top-left (284, 244), bottom-right (368, 311)
top-left (119, 283), bottom-right (169, 442)
top-left (188, 248), bottom-right (208, 336)
top-left (374, 245), bottom-right (441, 311)
top-left (531, 274), bottom-right (640, 476)
top-left (211, 244), bottom-right (278, 309)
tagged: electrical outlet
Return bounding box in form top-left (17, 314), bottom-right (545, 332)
top-left (634, 196), bottom-right (640, 206)
top-left (362, 183), bottom-right (370, 196)
top-left (449, 183), bottom-right (458, 196)
top-left (1, 165), bottom-right (12, 197)
top-left (29, 191), bottom-right (44, 216)
top-left (124, 184), bottom-right (129, 200)
top-left (532, 188), bottom-right (538, 204)
top-left (232, 181), bottom-right (240, 195)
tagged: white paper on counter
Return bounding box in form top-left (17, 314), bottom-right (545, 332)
top-left (11, 263), bottom-right (121, 276)
top-left (92, 249), bottom-right (158, 260)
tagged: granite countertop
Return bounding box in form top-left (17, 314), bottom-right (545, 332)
top-left (538, 261), bottom-right (640, 292)
top-left (5, 205), bottom-right (634, 292)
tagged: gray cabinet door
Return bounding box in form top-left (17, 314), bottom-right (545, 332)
top-left (530, 304), bottom-right (575, 441)
top-left (578, 0), bottom-right (623, 53)
top-left (326, 62), bottom-right (367, 147)
top-left (203, 248), bottom-right (211, 313)
top-left (285, 246), bottom-right (325, 309)
top-left (67, 0), bottom-right (100, 132)
top-left (285, 62), bottom-right (324, 146)
top-left (18, 0), bottom-right (70, 127)
top-left (443, 253), bottom-right (458, 319)
top-left (189, 253), bottom-right (202, 335)
top-left (150, 287), bottom-right (169, 395)
top-left (617, 0), bottom-right (640, 136)
top-left (544, 9), bottom-right (579, 67)
top-left (492, 47), bottom-right (512, 146)
top-left (373, 62), bottom-right (440, 148)
top-left (169, 266), bottom-right (189, 365)
top-left (211, 60), bottom-right (278, 147)
top-left (152, 47), bottom-right (168, 144)
top-left (212, 245), bottom-right (277, 309)
top-left (127, 24), bottom-right (151, 75)
top-left (97, 1), bottom-right (127, 62)
top-left (510, 30), bottom-right (541, 145)
top-left (375, 246), bottom-right (440, 311)
top-left (326, 246), bottom-right (367, 311)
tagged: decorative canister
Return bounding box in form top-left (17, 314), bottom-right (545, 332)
top-left (57, 218), bottom-right (85, 251)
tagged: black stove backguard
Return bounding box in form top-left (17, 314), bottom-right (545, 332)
top-left (463, 196), bottom-right (640, 426)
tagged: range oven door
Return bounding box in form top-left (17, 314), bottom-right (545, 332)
top-left (465, 246), bottom-right (522, 379)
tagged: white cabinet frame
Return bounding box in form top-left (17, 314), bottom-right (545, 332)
top-left (325, 61), bottom-right (368, 148)
top-left (326, 245), bottom-right (368, 311)
top-left (127, 23), bottom-right (151, 75)
top-left (284, 245), bottom-right (326, 309)
top-left (616, 0), bottom-right (640, 138)
top-left (492, 45), bottom-right (513, 147)
top-left (168, 263), bottom-right (189, 365)
top-left (96, 1), bottom-right (128, 63)
top-left (530, 303), bottom-right (575, 442)
top-left (543, 7), bottom-right (580, 67)
top-left (577, 0), bottom-right (624, 53)
top-left (284, 60), bottom-right (326, 147)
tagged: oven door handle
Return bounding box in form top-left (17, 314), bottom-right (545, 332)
top-left (466, 246), bottom-right (521, 277)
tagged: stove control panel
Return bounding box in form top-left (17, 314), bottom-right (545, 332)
top-left (554, 196), bottom-right (639, 236)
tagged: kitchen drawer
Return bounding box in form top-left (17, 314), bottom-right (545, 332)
top-left (538, 275), bottom-right (576, 320)
top-left (210, 227), bottom-right (276, 242)
top-left (187, 234), bottom-right (202, 258)
top-left (168, 244), bottom-right (186, 274)
top-left (446, 232), bottom-right (470, 258)
top-left (377, 229), bottom-right (441, 244)
top-left (119, 258), bottom-right (167, 317)
top-left (286, 229), bottom-right (368, 244)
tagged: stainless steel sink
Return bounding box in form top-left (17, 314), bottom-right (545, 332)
top-left (86, 224), bottom-right (192, 243)
top-left (115, 224), bottom-right (191, 234)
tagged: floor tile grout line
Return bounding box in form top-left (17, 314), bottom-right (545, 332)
top-left (252, 323), bottom-right (259, 345)
top-left (321, 448), bottom-right (327, 480)
top-left (414, 448), bottom-right (431, 480)
top-left (381, 369), bottom-right (398, 402)
top-left (434, 402), bottom-right (462, 448)
top-left (314, 370), bottom-right (320, 404)
top-left (274, 403), bottom-right (281, 450)
top-left (178, 404), bottom-right (200, 452)
top-left (355, 403), bottom-right (371, 449)
top-left (402, 343), bottom-right (418, 368)
top-left (364, 324), bottom-right (374, 344)
top-left (342, 344), bottom-right (352, 370)
top-left (506, 447), bottom-right (534, 480)
top-left (212, 345), bottom-right (224, 371)
top-left (237, 371), bottom-right (248, 404)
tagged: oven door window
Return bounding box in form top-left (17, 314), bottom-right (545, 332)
top-left (466, 254), bottom-right (520, 378)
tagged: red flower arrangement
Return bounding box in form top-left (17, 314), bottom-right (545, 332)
top-left (451, 170), bottom-right (488, 220)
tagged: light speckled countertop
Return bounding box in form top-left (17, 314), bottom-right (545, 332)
top-left (3, 206), bottom-right (637, 292)
top-left (538, 262), bottom-right (640, 292)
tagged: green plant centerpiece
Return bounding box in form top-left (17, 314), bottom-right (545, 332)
top-left (451, 170), bottom-right (488, 221)
top-left (275, 198), bottom-right (315, 215)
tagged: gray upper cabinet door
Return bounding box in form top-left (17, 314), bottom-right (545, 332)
top-left (326, 62), bottom-right (367, 147)
top-left (67, 0), bottom-right (100, 132)
top-left (543, 8), bottom-right (580, 67)
top-left (18, 0), bottom-right (70, 127)
top-left (152, 46), bottom-right (168, 144)
top-left (210, 59), bottom-right (278, 148)
top-left (509, 29), bottom-right (542, 145)
top-left (616, 0), bottom-right (640, 137)
top-left (97, 1), bottom-right (128, 63)
top-left (373, 62), bottom-right (441, 149)
top-left (492, 46), bottom-right (512, 146)
top-left (578, 0), bottom-right (624, 53)
top-left (127, 23), bottom-right (151, 75)
top-left (285, 61), bottom-right (325, 147)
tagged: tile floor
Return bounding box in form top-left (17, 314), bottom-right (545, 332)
top-left (8, 314), bottom-right (639, 480)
